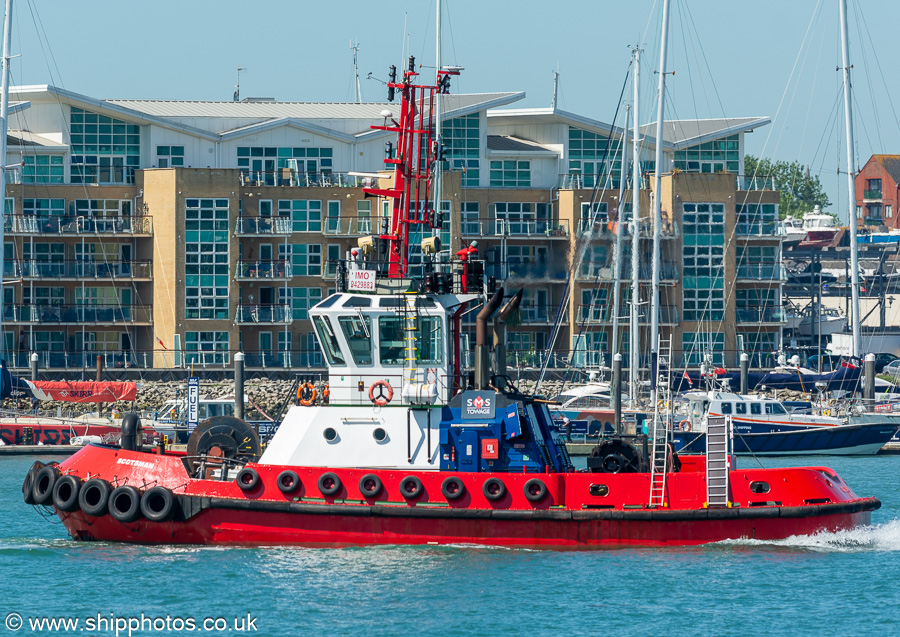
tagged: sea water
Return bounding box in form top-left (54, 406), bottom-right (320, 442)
top-left (2, 453), bottom-right (899, 636)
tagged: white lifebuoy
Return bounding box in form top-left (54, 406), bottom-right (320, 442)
top-left (680, 419), bottom-right (692, 432)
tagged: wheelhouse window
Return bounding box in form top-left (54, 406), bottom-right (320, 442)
top-left (338, 315), bottom-right (372, 365)
top-left (735, 403), bottom-right (747, 415)
top-left (765, 403), bottom-right (787, 415)
top-left (720, 403), bottom-right (733, 415)
top-left (751, 403), bottom-right (762, 415)
top-left (378, 316), bottom-right (404, 366)
top-left (416, 316), bottom-right (442, 364)
top-left (313, 316), bottom-right (345, 366)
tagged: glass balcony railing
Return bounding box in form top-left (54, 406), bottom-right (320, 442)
top-left (736, 175), bottom-right (778, 190)
top-left (234, 216), bottom-right (292, 235)
top-left (460, 218), bottom-right (570, 238)
top-left (239, 170), bottom-right (370, 188)
top-left (4, 215), bottom-right (152, 235)
top-left (234, 260), bottom-right (291, 280)
top-left (234, 304), bottom-right (293, 324)
top-left (19, 260), bottom-right (152, 279)
top-left (735, 306), bottom-right (785, 323)
top-left (4, 304), bottom-right (151, 324)
top-left (576, 305), bottom-right (678, 324)
top-left (736, 263), bottom-right (785, 280)
top-left (579, 262), bottom-right (678, 281)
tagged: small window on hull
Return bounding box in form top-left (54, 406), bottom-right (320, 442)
top-left (749, 481), bottom-right (770, 494)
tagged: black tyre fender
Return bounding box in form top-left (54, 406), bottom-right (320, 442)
top-left (22, 461), bottom-right (45, 505)
top-left (52, 474), bottom-right (81, 512)
top-left (441, 476), bottom-right (466, 501)
top-left (276, 470), bottom-right (301, 494)
top-left (399, 476), bottom-right (424, 500)
top-left (358, 474), bottom-right (382, 499)
top-left (483, 477), bottom-right (507, 502)
top-left (523, 478), bottom-right (548, 503)
top-left (78, 479), bottom-right (111, 517)
top-left (109, 485), bottom-right (142, 523)
top-left (318, 472), bottom-right (342, 497)
top-left (32, 465), bottom-right (59, 505)
top-left (235, 467), bottom-right (261, 491)
top-left (140, 486), bottom-right (175, 522)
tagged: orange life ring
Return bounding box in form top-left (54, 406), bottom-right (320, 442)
top-left (298, 382), bottom-right (317, 406)
top-left (679, 419), bottom-right (692, 432)
top-left (368, 380), bottom-right (394, 406)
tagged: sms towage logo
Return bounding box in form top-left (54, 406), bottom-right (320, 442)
top-left (473, 396), bottom-right (485, 409)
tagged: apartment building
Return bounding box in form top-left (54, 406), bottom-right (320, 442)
top-left (0, 84), bottom-right (783, 373)
top-left (855, 154), bottom-right (900, 229)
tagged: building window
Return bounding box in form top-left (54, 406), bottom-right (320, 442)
top-left (156, 146), bottom-right (185, 168)
top-left (184, 331), bottom-right (229, 365)
top-left (23, 198), bottom-right (65, 221)
top-left (737, 245), bottom-right (778, 279)
top-left (673, 135), bottom-right (740, 173)
top-left (22, 155), bottom-right (64, 184)
top-left (489, 160), bottom-right (530, 187)
top-left (580, 202), bottom-right (609, 231)
top-left (569, 127), bottom-right (621, 188)
top-left (185, 198), bottom-right (230, 319)
top-left (70, 107), bottom-right (140, 184)
top-left (237, 147), bottom-right (333, 185)
top-left (445, 113), bottom-right (480, 187)
top-left (23, 286), bottom-right (65, 306)
top-left (738, 331), bottom-right (778, 368)
top-left (461, 201), bottom-right (480, 234)
top-left (736, 203), bottom-right (778, 235)
top-left (280, 287), bottom-right (323, 320)
top-left (32, 331), bottom-right (65, 352)
top-left (682, 202), bottom-right (726, 321)
top-left (682, 332), bottom-right (724, 366)
top-left (867, 204), bottom-right (883, 221)
top-left (736, 288), bottom-right (779, 323)
top-left (494, 202), bottom-right (549, 235)
top-left (866, 178), bottom-right (882, 198)
top-left (69, 199), bottom-right (132, 218)
top-left (280, 244), bottom-right (322, 277)
top-left (887, 205), bottom-right (893, 219)
top-left (278, 200), bottom-right (322, 232)
top-left (572, 332), bottom-right (609, 368)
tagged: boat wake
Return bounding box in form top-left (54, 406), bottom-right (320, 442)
top-left (718, 518), bottom-right (900, 552)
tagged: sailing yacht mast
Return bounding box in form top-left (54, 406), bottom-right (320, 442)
top-left (0, 0), bottom-right (13, 360)
top-left (650, 0), bottom-right (671, 404)
top-left (611, 105), bottom-right (630, 359)
top-left (839, 0), bottom-right (861, 358)
top-left (630, 46), bottom-right (641, 406)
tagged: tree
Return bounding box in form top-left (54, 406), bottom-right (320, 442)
top-left (744, 155), bottom-right (830, 219)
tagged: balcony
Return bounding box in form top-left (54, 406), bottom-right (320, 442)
top-left (735, 305), bottom-right (785, 324)
top-left (579, 262), bottom-right (679, 281)
top-left (460, 218), bottom-right (570, 238)
top-left (239, 170), bottom-right (371, 189)
top-left (736, 263), bottom-right (785, 281)
top-left (234, 304), bottom-right (293, 325)
top-left (576, 304), bottom-right (678, 325)
top-left (324, 216), bottom-right (375, 236)
top-left (557, 172), bottom-right (638, 190)
top-left (234, 216), bottom-right (292, 236)
top-left (4, 304), bottom-right (151, 325)
top-left (578, 218), bottom-right (679, 239)
top-left (20, 260), bottom-right (152, 280)
top-left (736, 175), bottom-right (778, 190)
top-left (518, 303), bottom-right (554, 324)
top-left (5, 215), bottom-right (152, 236)
top-left (863, 189), bottom-right (883, 201)
top-left (234, 260), bottom-right (291, 281)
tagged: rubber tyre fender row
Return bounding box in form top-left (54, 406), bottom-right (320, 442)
top-left (32, 465), bottom-right (60, 506)
top-left (109, 485), bottom-right (142, 523)
top-left (441, 477), bottom-right (466, 501)
top-left (78, 479), bottom-right (111, 517)
top-left (52, 474), bottom-right (81, 512)
top-left (318, 472), bottom-right (342, 498)
top-left (277, 470), bottom-right (301, 494)
top-left (358, 474), bottom-right (382, 499)
top-left (140, 486), bottom-right (175, 522)
top-left (482, 477), bottom-right (507, 502)
top-left (399, 476), bottom-right (424, 500)
top-left (235, 467), bottom-right (261, 491)
top-left (523, 478), bottom-right (548, 503)
top-left (22, 460), bottom-right (45, 505)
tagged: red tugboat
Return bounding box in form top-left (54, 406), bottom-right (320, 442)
top-left (22, 59), bottom-right (879, 548)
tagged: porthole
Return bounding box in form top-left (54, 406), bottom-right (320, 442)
top-left (323, 427), bottom-right (338, 442)
top-left (750, 481), bottom-right (770, 494)
top-left (373, 428), bottom-right (387, 442)
top-left (589, 484), bottom-right (609, 497)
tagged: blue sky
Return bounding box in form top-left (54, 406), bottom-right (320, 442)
top-left (9, 0), bottom-right (900, 221)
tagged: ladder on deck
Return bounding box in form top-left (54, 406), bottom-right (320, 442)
top-left (402, 294), bottom-right (419, 391)
top-left (706, 415), bottom-right (731, 508)
top-left (649, 336), bottom-right (672, 507)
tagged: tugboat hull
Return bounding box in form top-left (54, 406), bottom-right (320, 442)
top-left (36, 445), bottom-right (879, 548)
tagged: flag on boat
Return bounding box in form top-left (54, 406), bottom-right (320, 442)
top-left (0, 361), bottom-right (136, 403)
top-left (683, 370), bottom-right (693, 387)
